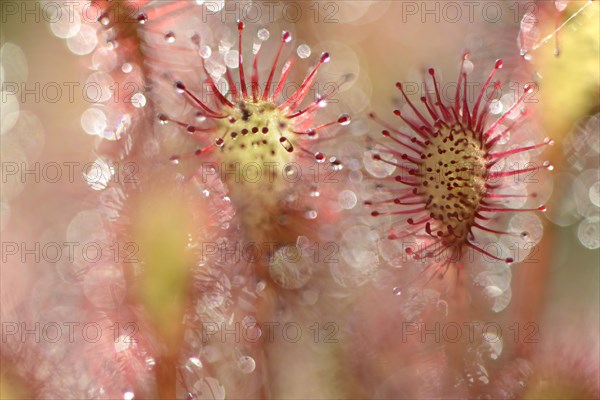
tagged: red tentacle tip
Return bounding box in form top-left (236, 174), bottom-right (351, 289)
top-left (523, 83), bottom-right (535, 94)
top-left (428, 68), bottom-right (435, 75)
top-left (393, 109), bottom-right (401, 116)
top-left (495, 59), bottom-right (503, 69)
top-left (157, 114), bottom-right (169, 124)
top-left (371, 211), bottom-right (380, 217)
top-left (396, 82), bottom-right (403, 90)
top-left (538, 205), bottom-right (547, 212)
top-left (237, 20), bottom-right (245, 30)
top-left (381, 130), bottom-right (390, 137)
top-left (320, 52), bottom-right (331, 63)
top-left (338, 114), bottom-right (351, 125)
top-left (505, 257), bottom-right (514, 264)
top-left (282, 31), bottom-right (291, 43)
top-left (175, 81), bottom-right (186, 92)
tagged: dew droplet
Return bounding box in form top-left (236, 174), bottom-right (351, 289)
top-left (463, 59), bottom-right (474, 75)
top-left (256, 280), bottom-right (267, 292)
top-left (257, 28), bottom-right (270, 41)
top-left (555, 0), bottom-right (568, 12)
top-left (123, 391), bottom-right (135, 400)
top-left (131, 92), bottom-right (146, 108)
top-left (304, 209), bottom-right (318, 219)
top-left (297, 44), bottom-right (311, 59)
top-left (50, 5), bottom-right (82, 39)
top-left (121, 63), bottom-right (133, 73)
top-left (484, 285), bottom-right (504, 298)
top-left (81, 107), bottom-right (107, 137)
top-left (489, 99), bottom-right (503, 115)
top-left (205, 0), bottom-right (225, 12)
top-left (589, 181), bottom-right (600, 207)
top-left (578, 216), bottom-right (600, 249)
top-left (186, 357), bottom-right (203, 371)
top-left (364, 146), bottom-right (397, 178)
top-left (338, 190), bottom-right (357, 210)
top-left (237, 355), bottom-right (256, 374)
top-left (224, 50), bottom-right (239, 69)
top-left (269, 245), bottom-right (313, 289)
top-left (392, 287), bottom-right (402, 296)
top-left (67, 24), bottom-right (98, 55)
top-left (199, 45), bottom-right (212, 59)
top-left (84, 157), bottom-right (115, 190)
top-left (252, 40), bottom-right (262, 55)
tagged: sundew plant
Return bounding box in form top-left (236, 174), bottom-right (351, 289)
top-left (1, 1), bottom-right (599, 399)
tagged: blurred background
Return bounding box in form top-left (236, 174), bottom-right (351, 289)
top-left (1, 1), bottom-right (598, 399)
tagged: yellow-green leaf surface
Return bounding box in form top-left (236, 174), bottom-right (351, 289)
top-left (133, 189), bottom-right (194, 353)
